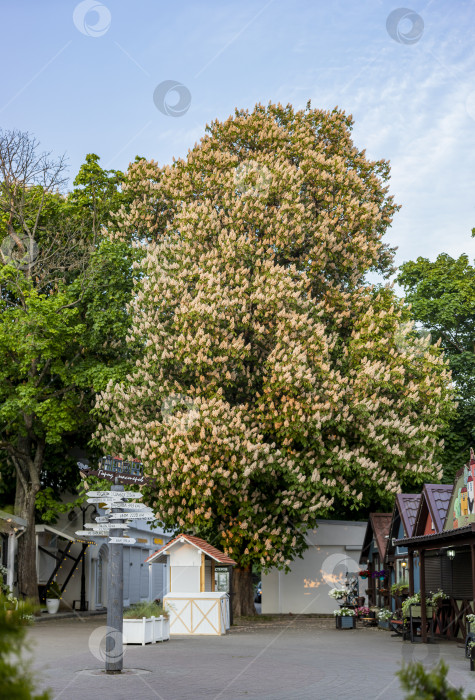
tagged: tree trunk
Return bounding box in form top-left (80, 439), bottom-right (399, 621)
top-left (16, 489), bottom-right (39, 601)
top-left (12, 438), bottom-right (44, 604)
top-left (232, 565), bottom-right (256, 618)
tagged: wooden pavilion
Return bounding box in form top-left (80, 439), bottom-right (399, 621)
top-left (396, 454), bottom-right (475, 643)
top-left (359, 513), bottom-right (392, 607)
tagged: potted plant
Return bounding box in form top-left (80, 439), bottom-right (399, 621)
top-left (377, 608), bottom-right (392, 629)
top-left (334, 607), bottom-right (356, 629)
top-left (467, 613), bottom-right (475, 634)
top-left (355, 605), bottom-right (371, 618)
top-left (464, 615), bottom-right (475, 665)
top-left (328, 587), bottom-right (347, 605)
top-left (373, 569), bottom-right (387, 581)
top-left (359, 569), bottom-right (370, 579)
top-left (467, 640), bottom-right (475, 672)
top-left (45, 581), bottom-right (61, 614)
top-left (402, 592), bottom-right (433, 620)
top-left (123, 601), bottom-right (170, 645)
top-left (429, 589), bottom-right (449, 607)
top-left (391, 581), bottom-right (409, 598)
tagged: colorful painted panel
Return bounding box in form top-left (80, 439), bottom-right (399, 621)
top-left (444, 450), bottom-right (475, 530)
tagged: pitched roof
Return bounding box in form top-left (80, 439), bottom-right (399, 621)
top-left (359, 513), bottom-right (392, 564)
top-left (413, 483), bottom-right (453, 536)
top-left (395, 522), bottom-right (475, 546)
top-left (0, 510), bottom-right (27, 535)
top-left (396, 494), bottom-right (421, 537)
top-left (371, 513), bottom-right (392, 560)
top-left (145, 534), bottom-right (237, 566)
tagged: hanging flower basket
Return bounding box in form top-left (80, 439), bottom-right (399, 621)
top-left (372, 569), bottom-right (387, 579)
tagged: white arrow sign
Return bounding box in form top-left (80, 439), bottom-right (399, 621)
top-left (95, 516), bottom-right (109, 523)
top-left (84, 523), bottom-right (128, 531)
top-left (120, 492), bottom-right (143, 500)
top-left (84, 525), bottom-right (110, 531)
top-left (76, 530), bottom-right (108, 537)
top-left (87, 496), bottom-right (123, 503)
top-left (87, 491), bottom-right (122, 498)
top-left (109, 537), bottom-right (136, 544)
top-left (109, 512), bottom-right (154, 520)
top-left (118, 502), bottom-right (150, 510)
top-left (106, 523), bottom-right (129, 530)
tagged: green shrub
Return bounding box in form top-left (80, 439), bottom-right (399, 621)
top-left (391, 581), bottom-right (409, 595)
top-left (123, 600), bottom-right (168, 619)
top-left (45, 582), bottom-right (61, 600)
top-left (398, 660), bottom-right (475, 700)
top-left (0, 593), bottom-right (50, 699)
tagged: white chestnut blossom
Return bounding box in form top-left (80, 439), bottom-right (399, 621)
top-left (96, 103), bottom-right (454, 574)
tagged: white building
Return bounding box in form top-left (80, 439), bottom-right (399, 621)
top-left (35, 503), bottom-right (171, 611)
top-left (262, 520), bottom-right (366, 615)
top-left (0, 510), bottom-right (26, 592)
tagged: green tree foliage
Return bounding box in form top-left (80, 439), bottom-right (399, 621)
top-left (96, 103), bottom-right (455, 614)
top-left (0, 594), bottom-right (50, 700)
top-left (68, 153), bottom-right (125, 239)
top-left (398, 252), bottom-right (475, 482)
top-left (0, 130), bottom-right (136, 599)
top-left (397, 661), bottom-right (475, 700)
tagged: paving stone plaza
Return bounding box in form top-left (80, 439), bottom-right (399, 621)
top-left (28, 616), bottom-right (474, 700)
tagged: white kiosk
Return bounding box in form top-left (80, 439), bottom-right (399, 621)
top-left (146, 534), bottom-right (236, 635)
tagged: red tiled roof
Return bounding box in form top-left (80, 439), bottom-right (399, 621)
top-left (145, 534), bottom-right (237, 565)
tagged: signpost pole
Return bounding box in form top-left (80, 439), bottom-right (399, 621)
top-left (105, 481), bottom-right (124, 673)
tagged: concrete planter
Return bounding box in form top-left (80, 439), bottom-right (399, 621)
top-left (123, 615), bottom-right (170, 645)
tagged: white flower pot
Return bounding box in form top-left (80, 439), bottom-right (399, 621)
top-left (123, 616), bottom-right (170, 645)
top-left (46, 598), bottom-right (60, 614)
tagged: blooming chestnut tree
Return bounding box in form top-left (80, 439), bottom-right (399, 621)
top-left (96, 104), bottom-right (454, 615)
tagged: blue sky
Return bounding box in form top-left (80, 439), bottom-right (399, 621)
top-left (1, 0), bottom-right (474, 273)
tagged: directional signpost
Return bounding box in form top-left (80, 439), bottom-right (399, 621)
top-left (84, 522), bottom-right (128, 530)
top-left (87, 491), bottom-right (141, 499)
top-left (74, 469), bottom-right (151, 675)
top-left (106, 484), bottom-right (124, 674)
top-left (109, 511), bottom-right (154, 520)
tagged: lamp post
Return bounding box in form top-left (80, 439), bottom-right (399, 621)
top-left (401, 560), bottom-right (407, 582)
